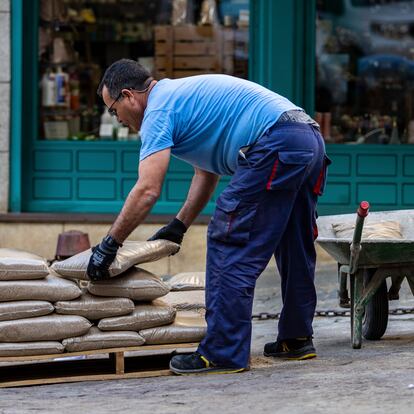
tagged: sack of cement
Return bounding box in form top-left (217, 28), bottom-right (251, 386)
top-left (88, 267), bottom-right (170, 301)
top-left (0, 314), bottom-right (91, 342)
top-left (166, 272), bottom-right (205, 291)
top-left (51, 240), bottom-right (180, 280)
top-left (332, 221), bottom-right (404, 240)
top-left (0, 248), bottom-right (49, 280)
top-left (98, 301), bottom-right (176, 331)
top-left (139, 311), bottom-right (207, 345)
top-left (161, 290), bottom-right (205, 310)
top-left (62, 326), bottom-right (145, 352)
top-left (0, 272), bottom-right (81, 302)
top-left (0, 300), bottom-right (54, 322)
top-left (0, 341), bottom-right (64, 357)
top-left (55, 292), bottom-right (134, 320)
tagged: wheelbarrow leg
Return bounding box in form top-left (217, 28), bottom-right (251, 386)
top-left (388, 273), bottom-right (405, 300)
top-left (339, 265), bottom-right (350, 308)
top-left (407, 267), bottom-right (414, 296)
top-left (351, 268), bottom-right (364, 349)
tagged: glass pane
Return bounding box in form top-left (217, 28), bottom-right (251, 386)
top-left (316, 0), bottom-right (414, 144)
top-left (38, 0), bottom-right (249, 141)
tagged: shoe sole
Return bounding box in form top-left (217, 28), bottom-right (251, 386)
top-left (169, 361), bottom-right (246, 375)
top-left (263, 351), bottom-right (317, 361)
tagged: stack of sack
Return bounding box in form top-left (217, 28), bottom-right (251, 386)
top-left (162, 272), bottom-right (206, 312)
top-left (0, 241), bottom-right (207, 357)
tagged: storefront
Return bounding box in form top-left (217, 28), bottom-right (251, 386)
top-left (9, 0), bottom-right (414, 217)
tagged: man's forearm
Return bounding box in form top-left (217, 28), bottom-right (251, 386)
top-left (177, 170), bottom-right (219, 228)
top-left (109, 183), bottom-right (159, 243)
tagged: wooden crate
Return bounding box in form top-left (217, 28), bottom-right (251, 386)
top-left (0, 343), bottom-right (198, 388)
top-left (154, 25), bottom-right (235, 78)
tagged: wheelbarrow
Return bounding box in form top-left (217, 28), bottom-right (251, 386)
top-left (316, 203), bottom-right (414, 348)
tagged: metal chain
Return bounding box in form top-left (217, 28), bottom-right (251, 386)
top-left (252, 307), bottom-right (414, 320)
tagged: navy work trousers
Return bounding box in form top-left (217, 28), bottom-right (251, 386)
top-left (197, 122), bottom-right (329, 369)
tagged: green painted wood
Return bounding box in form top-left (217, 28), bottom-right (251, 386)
top-left (33, 178), bottom-right (72, 200)
top-left (318, 144), bottom-right (414, 215)
top-left (10, 0), bottom-right (23, 212)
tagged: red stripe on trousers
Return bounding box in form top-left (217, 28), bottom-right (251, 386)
top-left (313, 168), bottom-right (324, 195)
top-left (266, 159), bottom-right (279, 190)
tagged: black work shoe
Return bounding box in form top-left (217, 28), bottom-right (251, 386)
top-left (169, 352), bottom-right (246, 375)
top-left (263, 337), bottom-right (317, 360)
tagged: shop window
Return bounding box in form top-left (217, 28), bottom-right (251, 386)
top-left (38, 0), bottom-right (249, 141)
top-left (316, 0), bottom-right (414, 144)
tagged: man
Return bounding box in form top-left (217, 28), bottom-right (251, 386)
top-left (88, 59), bottom-right (330, 375)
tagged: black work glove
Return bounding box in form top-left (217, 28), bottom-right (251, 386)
top-left (87, 235), bottom-right (122, 281)
top-left (147, 218), bottom-right (187, 245)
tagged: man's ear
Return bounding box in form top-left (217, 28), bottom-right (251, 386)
top-left (121, 88), bottom-right (134, 100)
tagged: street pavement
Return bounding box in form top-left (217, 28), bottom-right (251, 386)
top-left (0, 261), bottom-right (413, 413)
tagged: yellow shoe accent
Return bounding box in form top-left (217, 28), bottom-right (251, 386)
top-left (205, 367), bottom-right (246, 375)
top-left (287, 353), bottom-right (317, 361)
top-left (200, 355), bottom-right (210, 368)
top-left (199, 355), bottom-right (245, 374)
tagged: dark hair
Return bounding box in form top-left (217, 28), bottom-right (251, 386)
top-left (97, 59), bottom-right (151, 99)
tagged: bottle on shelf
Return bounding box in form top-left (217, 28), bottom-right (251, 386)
top-left (99, 108), bottom-right (114, 140)
top-left (55, 66), bottom-right (70, 107)
top-left (41, 70), bottom-right (56, 107)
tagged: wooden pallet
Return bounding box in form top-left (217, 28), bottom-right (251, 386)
top-left (154, 25), bottom-right (235, 78)
top-left (0, 343), bottom-right (198, 388)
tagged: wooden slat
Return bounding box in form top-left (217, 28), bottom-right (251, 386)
top-left (155, 56), bottom-right (167, 69)
top-left (172, 25), bottom-right (214, 40)
top-left (155, 25), bottom-right (214, 41)
top-left (156, 41), bottom-right (232, 57)
top-left (0, 369), bottom-right (171, 388)
top-left (115, 352), bottom-right (124, 375)
top-left (174, 56), bottom-right (217, 70)
top-left (154, 25), bottom-right (168, 38)
top-left (0, 343), bottom-right (199, 362)
top-left (175, 42), bottom-right (216, 56)
top-left (156, 56), bottom-right (218, 70)
top-left (155, 43), bottom-right (167, 56)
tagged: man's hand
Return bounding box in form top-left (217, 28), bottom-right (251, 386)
top-left (147, 218), bottom-right (187, 245)
top-left (87, 235), bottom-right (122, 281)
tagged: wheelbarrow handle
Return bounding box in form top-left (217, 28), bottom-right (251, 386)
top-left (357, 201), bottom-right (370, 218)
top-left (349, 201), bottom-right (370, 274)
top-left (353, 201), bottom-right (370, 245)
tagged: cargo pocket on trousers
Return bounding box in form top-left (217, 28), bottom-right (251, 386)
top-left (208, 196), bottom-right (258, 245)
top-left (265, 150), bottom-right (314, 191)
top-left (313, 155), bottom-right (332, 196)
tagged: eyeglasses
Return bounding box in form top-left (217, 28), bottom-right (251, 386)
top-left (107, 91), bottom-right (122, 117)
top-left (107, 78), bottom-right (154, 117)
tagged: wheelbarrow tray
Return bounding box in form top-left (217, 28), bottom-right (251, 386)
top-left (316, 210), bottom-right (414, 266)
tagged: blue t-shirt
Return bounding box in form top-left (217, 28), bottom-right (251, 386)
top-left (139, 74), bottom-right (301, 176)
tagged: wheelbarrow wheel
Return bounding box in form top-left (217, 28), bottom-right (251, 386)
top-left (362, 268), bottom-right (389, 340)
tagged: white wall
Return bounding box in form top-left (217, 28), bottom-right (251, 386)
top-left (0, 0), bottom-right (10, 213)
